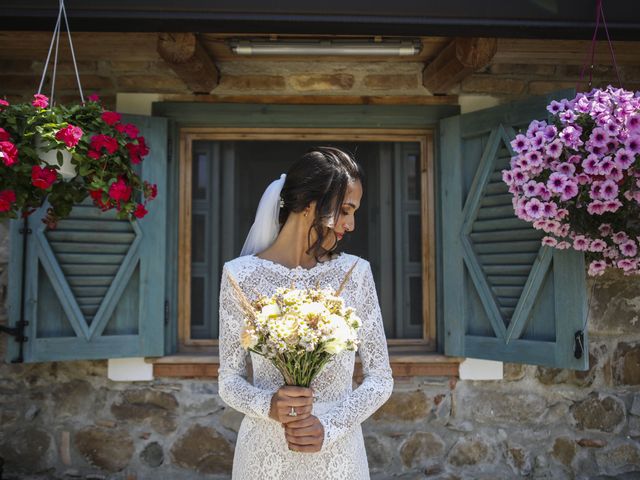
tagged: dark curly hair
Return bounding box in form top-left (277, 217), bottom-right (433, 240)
top-left (278, 146), bottom-right (364, 261)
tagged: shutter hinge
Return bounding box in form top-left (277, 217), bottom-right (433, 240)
top-left (164, 300), bottom-right (170, 326)
top-left (574, 330), bottom-right (584, 359)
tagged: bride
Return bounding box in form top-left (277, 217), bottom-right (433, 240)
top-left (218, 146), bottom-right (394, 479)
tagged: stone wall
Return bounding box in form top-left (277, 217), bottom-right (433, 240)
top-left (1, 271), bottom-right (639, 479)
top-left (2, 42), bottom-right (640, 479)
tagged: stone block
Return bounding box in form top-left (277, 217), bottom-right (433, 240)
top-left (613, 342), bottom-right (640, 386)
top-left (0, 427), bottom-right (51, 474)
top-left (289, 74), bottom-right (355, 92)
top-left (140, 441), bottom-right (164, 468)
top-left (461, 76), bottom-right (526, 95)
top-left (570, 394), bottom-right (626, 433)
top-left (400, 431), bottom-right (445, 468)
top-left (588, 270), bottom-right (640, 336)
top-left (52, 379), bottom-right (95, 418)
top-left (630, 394), bottom-right (640, 416)
top-left (55, 75), bottom-right (114, 91)
top-left (447, 438), bottom-right (490, 467)
top-left (457, 389), bottom-right (546, 425)
top-left (551, 437), bottom-right (576, 467)
top-left (363, 74), bottom-right (418, 90)
top-left (364, 435), bottom-right (391, 471)
top-left (74, 427), bottom-right (134, 472)
top-left (503, 363), bottom-right (526, 381)
top-left (110, 388), bottom-right (178, 434)
top-left (371, 390), bottom-right (429, 422)
top-left (219, 74), bottom-right (286, 91)
top-left (595, 443), bottom-right (640, 476)
top-left (169, 424), bottom-right (233, 475)
top-left (536, 351), bottom-right (597, 387)
top-left (577, 438), bottom-right (607, 448)
top-left (506, 444), bottom-right (532, 476)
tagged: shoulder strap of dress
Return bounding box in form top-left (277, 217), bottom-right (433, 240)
top-left (335, 258), bottom-right (359, 296)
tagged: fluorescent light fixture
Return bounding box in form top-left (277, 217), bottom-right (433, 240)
top-left (230, 40), bottom-right (421, 56)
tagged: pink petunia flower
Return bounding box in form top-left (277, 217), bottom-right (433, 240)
top-left (573, 235), bottom-right (590, 251)
top-left (545, 140), bottom-right (563, 159)
top-left (588, 260), bottom-right (607, 276)
top-left (589, 127), bottom-right (609, 148)
top-left (612, 232), bottom-right (629, 244)
top-left (524, 198), bottom-right (544, 219)
top-left (582, 154), bottom-right (600, 175)
top-left (600, 180), bottom-right (619, 200)
top-left (547, 172), bottom-right (568, 193)
top-left (620, 240), bottom-right (638, 257)
top-left (555, 241), bottom-right (571, 250)
top-left (589, 239), bottom-right (607, 252)
top-left (511, 134), bottom-right (530, 154)
top-left (599, 224), bottom-right (612, 237)
top-left (625, 134), bottom-right (640, 154)
top-left (614, 148), bottom-right (635, 170)
top-left (542, 236), bottom-right (557, 247)
top-left (560, 180), bottom-right (579, 201)
top-left (587, 200), bottom-right (606, 215)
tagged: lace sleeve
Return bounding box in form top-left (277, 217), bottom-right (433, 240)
top-left (217, 264), bottom-right (276, 420)
top-left (317, 261), bottom-right (394, 449)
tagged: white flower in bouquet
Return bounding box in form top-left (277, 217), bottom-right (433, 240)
top-left (234, 283), bottom-right (361, 387)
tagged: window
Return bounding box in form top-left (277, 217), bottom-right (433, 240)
top-left (177, 129), bottom-right (436, 353)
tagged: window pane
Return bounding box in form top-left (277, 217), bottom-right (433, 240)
top-left (191, 276), bottom-right (205, 327)
top-left (191, 214), bottom-right (206, 263)
top-left (409, 276), bottom-right (423, 327)
top-left (408, 214), bottom-right (421, 263)
top-left (406, 153), bottom-right (420, 201)
top-left (192, 152), bottom-right (208, 200)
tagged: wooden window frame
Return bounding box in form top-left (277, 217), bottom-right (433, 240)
top-left (178, 127), bottom-right (437, 352)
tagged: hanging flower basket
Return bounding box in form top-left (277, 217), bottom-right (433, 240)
top-left (0, 93), bottom-right (157, 228)
top-left (503, 85), bottom-right (640, 276)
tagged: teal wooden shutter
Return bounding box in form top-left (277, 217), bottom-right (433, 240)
top-left (6, 115), bottom-right (167, 362)
top-left (440, 92), bottom-right (588, 370)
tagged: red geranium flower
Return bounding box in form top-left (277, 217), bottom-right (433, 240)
top-left (0, 99), bottom-right (9, 108)
top-left (0, 141), bottom-right (18, 166)
top-left (32, 93), bottom-right (49, 109)
top-left (0, 190), bottom-right (16, 212)
top-left (87, 93), bottom-right (100, 103)
top-left (90, 134), bottom-right (118, 154)
top-left (133, 203), bottom-right (148, 219)
top-left (0, 127), bottom-right (11, 141)
top-left (31, 165), bottom-right (58, 189)
top-left (101, 111), bottom-right (122, 126)
top-left (108, 177), bottom-right (132, 202)
top-left (55, 125), bottom-right (84, 148)
top-left (115, 123), bottom-right (139, 139)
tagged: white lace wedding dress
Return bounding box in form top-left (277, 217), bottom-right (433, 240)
top-left (218, 253), bottom-right (394, 480)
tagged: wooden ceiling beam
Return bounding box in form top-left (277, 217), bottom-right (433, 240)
top-left (157, 33), bottom-right (219, 94)
top-left (422, 37), bottom-right (497, 94)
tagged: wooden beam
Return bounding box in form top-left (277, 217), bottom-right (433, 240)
top-left (161, 94), bottom-right (459, 105)
top-left (157, 33), bottom-right (219, 94)
top-left (423, 37), bottom-right (497, 94)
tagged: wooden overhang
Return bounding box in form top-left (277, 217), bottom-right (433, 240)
top-left (1, 0), bottom-right (640, 40)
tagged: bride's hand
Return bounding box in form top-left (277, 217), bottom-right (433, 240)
top-left (284, 415), bottom-right (324, 453)
top-left (269, 386), bottom-right (313, 424)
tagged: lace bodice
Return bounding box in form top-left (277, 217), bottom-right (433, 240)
top-left (217, 253), bottom-right (394, 479)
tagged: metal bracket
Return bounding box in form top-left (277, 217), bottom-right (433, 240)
top-left (574, 330), bottom-right (584, 359)
top-left (0, 321), bottom-right (29, 342)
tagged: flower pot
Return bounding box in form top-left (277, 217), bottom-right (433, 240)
top-left (36, 135), bottom-right (76, 180)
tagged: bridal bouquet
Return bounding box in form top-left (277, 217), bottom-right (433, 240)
top-left (228, 274), bottom-right (361, 387)
top-left (503, 86), bottom-right (640, 276)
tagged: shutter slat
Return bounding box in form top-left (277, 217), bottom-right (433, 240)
top-left (492, 286), bottom-right (525, 297)
top-left (481, 194), bottom-right (513, 207)
top-left (483, 264), bottom-right (532, 276)
top-left (73, 286), bottom-right (110, 297)
top-left (475, 240), bottom-right (541, 254)
top-left (476, 205), bottom-right (517, 220)
top-left (485, 181), bottom-right (509, 195)
top-left (478, 252), bottom-right (538, 265)
top-left (487, 275), bottom-right (529, 286)
top-left (66, 275), bottom-right (114, 287)
top-left (61, 264), bottom-right (121, 276)
top-left (50, 242), bottom-right (130, 254)
top-left (57, 253), bottom-right (126, 265)
top-left (470, 229), bottom-right (543, 243)
top-left (46, 231), bottom-right (136, 244)
top-left (54, 219), bottom-right (133, 232)
top-left (497, 297), bottom-right (520, 308)
top-left (472, 217), bottom-right (531, 232)
top-left (76, 297), bottom-right (105, 306)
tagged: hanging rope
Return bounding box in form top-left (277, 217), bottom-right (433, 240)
top-left (577, 0), bottom-right (623, 92)
top-left (37, 0), bottom-right (85, 105)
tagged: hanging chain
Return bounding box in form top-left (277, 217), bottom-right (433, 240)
top-left (37, 0), bottom-right (85, 105)
top-left (577, 0), bottom-right (623, 92)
